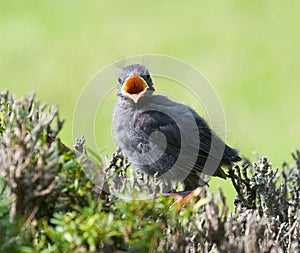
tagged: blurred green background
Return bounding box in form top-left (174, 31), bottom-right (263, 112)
top-left (1, 1), bottom-right (299, 202)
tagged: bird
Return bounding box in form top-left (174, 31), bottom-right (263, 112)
top-left (112, 64), bottom-right (241, 191)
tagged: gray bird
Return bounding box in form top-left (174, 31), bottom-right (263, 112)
top-left (113, 64), bottom-right (241, 191)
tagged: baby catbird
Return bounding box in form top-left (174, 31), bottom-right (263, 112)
top-left (113, 64), bottom-right (241, 191)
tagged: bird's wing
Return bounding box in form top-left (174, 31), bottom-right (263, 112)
top-left (132, 109), bottom-right (182, 155)
top-left (130, 96), bottom-right (239, 177)
top-left (191, 109), bottom-right (241, 166)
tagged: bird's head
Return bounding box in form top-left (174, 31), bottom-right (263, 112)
top-left (117, 64), bottom-right (155, 103)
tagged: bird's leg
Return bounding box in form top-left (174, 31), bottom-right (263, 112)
top-left (162, 186), bottom-right (207, 208)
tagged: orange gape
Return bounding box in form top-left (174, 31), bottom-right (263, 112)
top-left (122, 75), bottom-right (147, 95)
top-left (121, 74), bottom-right (148, 103)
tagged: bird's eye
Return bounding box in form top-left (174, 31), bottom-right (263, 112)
top-left (118, 77), bottom-right (122, 83)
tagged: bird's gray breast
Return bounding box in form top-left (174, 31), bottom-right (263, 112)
top-left (112, 96), bottom-right (200, 178)
top-left (113, 99), bottom-right (171, 175)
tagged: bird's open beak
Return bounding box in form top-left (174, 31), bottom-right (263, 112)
top-left (121, 74), bottom-right (148, 103)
